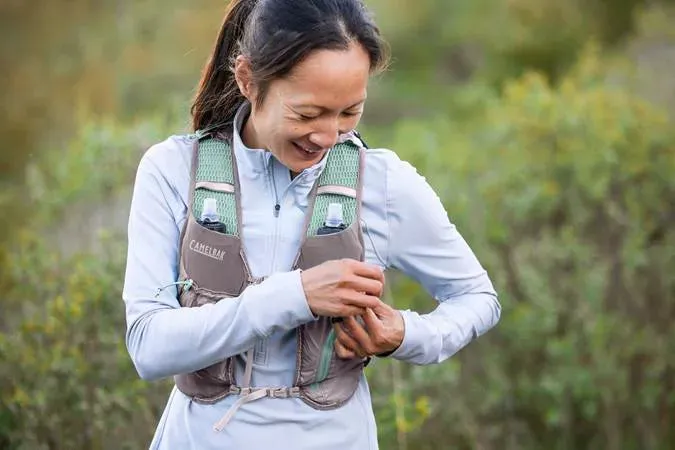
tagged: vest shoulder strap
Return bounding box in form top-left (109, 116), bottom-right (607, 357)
top-left (306, 141), bottom-right (362, 237)
top-left (191, 136), bottom-right (363, 238)
top-left (192, 137), bottom-right (239, 236)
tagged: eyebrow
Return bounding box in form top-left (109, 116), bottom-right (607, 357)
top-left (291, 99), bottom-right (366, 112)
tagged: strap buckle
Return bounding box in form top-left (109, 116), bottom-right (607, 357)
top-left (267, 386), bottom-right (300, 399)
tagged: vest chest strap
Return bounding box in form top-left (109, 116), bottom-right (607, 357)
top-left (212, 385), bottom-right (301, 432)
top-left (228, 385), bottom-right (301, 398)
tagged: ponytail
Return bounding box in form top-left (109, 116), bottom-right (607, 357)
top-left (190, 0), bottom-right (257, 133)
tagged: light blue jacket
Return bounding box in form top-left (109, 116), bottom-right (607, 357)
top-left (122, 102), bottom-right (501, 449)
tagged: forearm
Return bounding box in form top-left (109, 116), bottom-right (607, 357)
top-left (124, 270), bottom-right (314, 380)
top-left (389, 291), bottom-right (501, 365)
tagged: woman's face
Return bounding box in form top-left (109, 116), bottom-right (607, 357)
top-left (236, 42), bottom-right (371, 174)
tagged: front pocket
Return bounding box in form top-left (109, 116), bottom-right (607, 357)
top-left (194, 360), bottom-right (231, 384)
top-left (181, 214), bottom-right (248, 296)
top-left (296, 219), bottom-right (364, 270)
top-left (177, 283), bottom-right (235, 384)
top-left (178, 282), bottom-right (230, 308)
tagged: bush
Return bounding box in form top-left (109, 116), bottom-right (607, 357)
top-left (0, 116), bottom-right (177, 450)
top-left (371, 46), bottom-right (675, 449)
top-left (0, 233), bottom-right (172, 450)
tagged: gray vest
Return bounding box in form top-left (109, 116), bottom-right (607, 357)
top-left (173, 132), bottom-right (368, 428)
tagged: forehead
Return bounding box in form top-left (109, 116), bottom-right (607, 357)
top-left (273, 43), bottom-right (371, 109)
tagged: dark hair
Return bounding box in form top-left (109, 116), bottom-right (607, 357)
top-left (190, 0), bottom-right (390, 133)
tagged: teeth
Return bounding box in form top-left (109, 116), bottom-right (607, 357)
top-left (297, 143), bottom-right (315, 153)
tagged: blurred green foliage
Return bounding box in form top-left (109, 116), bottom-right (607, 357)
top-left (1, 233), bottom-right (170, 450)
top-left (372, 46), bottom-right (675, 449)
top-left (1, 1), bottom-right (674, 449)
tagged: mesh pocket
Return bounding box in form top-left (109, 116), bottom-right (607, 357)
top-left (307, 144), bottom-right (360, 236)
top-left (192, 138), bottom-right (238, 236)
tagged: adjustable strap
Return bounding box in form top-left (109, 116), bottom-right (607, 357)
top-left (212, 349), bottom-right (301, 432)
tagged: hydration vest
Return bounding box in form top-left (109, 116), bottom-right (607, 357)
top-left (173, 131), bottom-right (368, 430)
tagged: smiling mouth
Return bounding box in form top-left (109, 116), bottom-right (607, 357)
top-left (293, 142), bottom-right (322, 155)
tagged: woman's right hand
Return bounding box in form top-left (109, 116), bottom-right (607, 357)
top-left (300, 259), bottom-right (386, 317)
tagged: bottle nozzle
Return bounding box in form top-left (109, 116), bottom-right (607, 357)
top-left (201, 197), bottom-right (219, 222)
top-left (325, 203), bottom-right (344, 228)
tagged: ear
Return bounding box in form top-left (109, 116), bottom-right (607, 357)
top-left (234, 55), bottom-right (256, 101)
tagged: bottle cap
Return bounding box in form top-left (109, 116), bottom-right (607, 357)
top-left (201, 197), bottom-right (219, 222)
top-left (325, 203), bottom-right (344, 228)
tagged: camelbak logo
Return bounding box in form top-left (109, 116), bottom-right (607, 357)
top-left (189, 240), bottom-right (225, 261)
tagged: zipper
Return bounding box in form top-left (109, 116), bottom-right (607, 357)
top-left (271, 161), bottom-right (281, 218)
top-left (269, 163), bottom-right (281, 273)
top-left (269, 162), bottom-right (301, 270)
top-left (293, 327), bottom-right (304, 386)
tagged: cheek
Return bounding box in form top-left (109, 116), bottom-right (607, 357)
top-left (276, 123), bottom-right (304, 142)
top-left (342, 116), bottom-right (361, 132)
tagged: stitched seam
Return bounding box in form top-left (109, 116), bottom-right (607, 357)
top-left (383, 154), bottom-right (392, 267)
top-left (144, 158), bottom-right (181, 229)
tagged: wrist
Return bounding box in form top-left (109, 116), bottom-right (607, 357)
top-left (378, 310), bottom-right (404, 357)
top-left (298, 269), bottom-right (319, 319)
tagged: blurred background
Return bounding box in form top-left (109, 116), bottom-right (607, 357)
top-left (1, 0), bottom-right (674, 449)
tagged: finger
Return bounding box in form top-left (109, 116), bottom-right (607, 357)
top-left (334, 323), bottom-right (366, 357)
top-left (337, 306), bottom-right (367, 317)
top-left (348, 260), bottom-right (385, 283)
top-left (349, 276), bottom-right (383, 297)
top-left (344, 316), bottom-right (375, 355)
top-left (343, 291), bottom-right (385, 311)
top-left (361, 307), bottom-right (385, 335)
top-left (334, 335), bottom-right (357, 359)
top-left (334, 339), bottom-right (353, 359)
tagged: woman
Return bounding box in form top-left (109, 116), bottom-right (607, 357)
top-left (122, 0), bottom-right (501, 448)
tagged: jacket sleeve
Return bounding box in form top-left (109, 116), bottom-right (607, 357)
top-left (384, 156), bottom-right (501, 365)
top-left (122, 147), bottom-right (315, 381)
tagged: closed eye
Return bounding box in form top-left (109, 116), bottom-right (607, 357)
top-left (296, 110), bottom-right (361, 121)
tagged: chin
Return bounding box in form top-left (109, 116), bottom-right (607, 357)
top-left (288, 151), bottom-right (327, 172)
top-left (289, 160), bottom-right (318, 173)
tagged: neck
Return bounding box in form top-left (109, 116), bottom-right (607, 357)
top-left (241, 114), bottom-right (263, 150)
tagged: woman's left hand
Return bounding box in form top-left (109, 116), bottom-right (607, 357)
top-left (333, 304), bottom-right (404, 359)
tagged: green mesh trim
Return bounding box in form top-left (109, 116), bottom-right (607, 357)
top-left (196, 139), bottom-right (235, 184)
top-left (317, 143), bottom-right (359, 187)
top-left (307, 143), bottom-right (360, 236)
top-left (192, 138), bottom-right (239, 236)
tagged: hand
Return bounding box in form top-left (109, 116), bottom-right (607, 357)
top-left (333, 303), bottom-right (404, 359)
top-left (300, 259), bottom-right (386, 317)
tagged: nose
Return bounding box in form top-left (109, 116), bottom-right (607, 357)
top-left (308, 131), bottom-right (338, 150)
top-left (308, 117), bottom-right (340, 150)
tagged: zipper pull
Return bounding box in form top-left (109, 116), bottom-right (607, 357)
top-left (154, 279), bottom-right (194, 298)
top-left (274, 203), bottom-right (280, 217)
